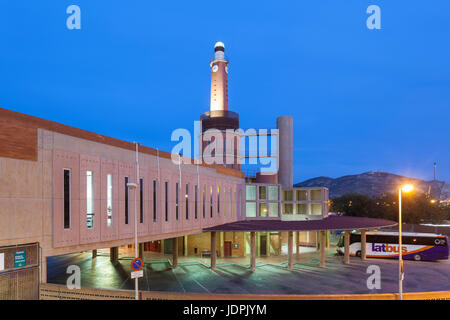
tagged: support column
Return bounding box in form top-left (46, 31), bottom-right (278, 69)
top-left (219, 232), bottom-right (224, 257)
top-left (295, 231), bottom-right (300, 255)
top-left (184, 236), bottom-right (188, 257)
top-left (40, 255), bottom-right (47, 283)
top-left (288, 231), bottom-right (293, 270)
top-left (316, 231), bottom-right (320, 251)
top-left (211, 232), bottom-right (216, 270)
top-left (173, 238), bottom-right (178, 269)
top-left (139, 243), bottom-right (144, 259)
top-left (92, 249), bottom-right (97, 258)
top-left (110, 247), bottom-right (118, 262)
top-left (344, 230), bottom-right (350, 264)
top-left (361, 229), bottom-right (367, 260)
top-left (250, 232), bottom-right (256, 271)
top-left (160, 239), bottom-right (165, 254)
top-left (320, 231), bottom-right (326, 267)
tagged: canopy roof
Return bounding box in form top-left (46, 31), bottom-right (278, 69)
top-left (203, 216), bottom-right (397, 232)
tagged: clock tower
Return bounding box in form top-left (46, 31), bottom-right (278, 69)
top-left (200, 42), bottom-right (240, 170)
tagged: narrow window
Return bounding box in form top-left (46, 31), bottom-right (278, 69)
top-left (210, 186), bottom-right (213, 218)
top-left (203, 185), bottom-right (206, 218)
top-left (107, 174), bottom-right (113, 227)
top-left (125, 177), bottom-right (129, 224)
top-left (86, 171), bottom-right (94, 228)
top-left (139, 178), bottom-right (144, 223)
top-left (153, 180), bottom-right (157, 222)
top-left (175, 183), bottom-right (179, 220)
top-left (63, 169), bottom-right (71, 229)
top-left (165, 181), bottom-right (168, 221)
top-left (195, 185), bottom-right (198, 219)
top-left (217, 186), bottom-right (220, 215)
top-left (185, 184), bottom-right (189, 220)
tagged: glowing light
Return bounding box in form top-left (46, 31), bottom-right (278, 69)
top-left (401, 184), bottom-right (414, 193)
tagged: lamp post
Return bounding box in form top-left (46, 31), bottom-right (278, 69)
top-left (398, 184), bottom-right (413, 300)
top-left (126, 142), bottom-right (140, 300)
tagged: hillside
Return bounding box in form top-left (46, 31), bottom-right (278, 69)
top-left (295, 171), bottom-right (450, 200)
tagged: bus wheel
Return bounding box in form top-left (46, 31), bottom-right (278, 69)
top-left (413, 254), bottom-right (422, 261)
top-left (356, 250), bottom-right (361, 257)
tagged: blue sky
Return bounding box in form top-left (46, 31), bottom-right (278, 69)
top-left (1, 1), bottom-right (449, 183)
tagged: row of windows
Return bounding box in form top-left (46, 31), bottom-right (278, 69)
top-left (62, 169), bottom-right (240, 230)
top-left (246, 185), bottom-right (279, 201)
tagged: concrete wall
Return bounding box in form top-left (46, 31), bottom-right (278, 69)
top-left (0, 128), bottom-right (246, 264)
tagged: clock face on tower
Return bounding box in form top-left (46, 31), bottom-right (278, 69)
top-left (212, 65), bottom-right (218, 72)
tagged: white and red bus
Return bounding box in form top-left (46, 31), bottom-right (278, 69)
top-left (337, 231), bottom-right (449, 261)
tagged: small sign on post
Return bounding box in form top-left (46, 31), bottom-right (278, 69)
top-left (131, 270), bottom-right (143, 279)
top-left (131, 258), bottom-right (143, 271)
top-left (14, 250), bottom-right (26, 268)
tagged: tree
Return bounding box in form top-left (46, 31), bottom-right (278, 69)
top-left (331, 191), bottom-right (448, 224)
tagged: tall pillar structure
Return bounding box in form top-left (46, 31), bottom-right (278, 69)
top-left (277, 116), bottom-right (293, 189)
top-left (200, 42), bottom-right (240, 169)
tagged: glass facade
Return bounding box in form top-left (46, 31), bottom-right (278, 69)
top-left (246, 202), bottom-right (256, 217)
top-left (246, 185), bottom-right (256, 201)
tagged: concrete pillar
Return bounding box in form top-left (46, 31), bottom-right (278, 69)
top-left (40, 256), bottom-right (47, 283)
top-left (219, 232), bottom-right (224, 257)
top-left (361, 229), bottom-right (367, 260)
top-left (326, 231), bottom-right (330, 249)
top-left (173, 238), bottom-right (178, 269)
top-left (266, 232), bottom-right (270, 257)
top-left (160, 239), bottom-right (165, 254)
top-left (320, 231), bottom-right (326, 267)
top-left (295, 231), bottom-right (300, 255)
top-left (92, 249), bottom-right (97, 258)
top-left (139, 243), bottom-right (144, 259)
top-left (211, 232), bottom-right (216, 270)
top-left (344, 230), bottom-right (350, 264)
top-left (184, 236), bottom-right (188, 257)
top-left (288, 231), bottom-right (293, 270)
top-left (277, 116), bottom-right (293, 189)
top-left (250, 232), bottom-right (256, 271)
top-left (110, 247), bottom-right (118, 262)
top-left (316, 231), bottom-right (320, 251)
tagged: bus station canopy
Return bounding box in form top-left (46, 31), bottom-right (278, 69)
top-left (203, 216), bottom-right (397, 232)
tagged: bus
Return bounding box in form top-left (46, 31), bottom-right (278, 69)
top-left (336, 231), bottom-right (449, 261)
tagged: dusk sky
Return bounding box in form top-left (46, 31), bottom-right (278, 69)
top-left (1, 1), bottom-right (449, 183)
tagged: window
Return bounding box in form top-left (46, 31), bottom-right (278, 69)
top-left (140, 178), bottom-right (144, 224)
top-left (311, 203), bottom-right (322, 215)
top-left (246, 202), bottom-right (256, 217)
top-left (107, 174), bottom-right (113, 227)
top-left (269, 203), bottom-right (279, 217)
top-left (86, 171), bottom-right (94, 228)
top-left (210, 186), bottom-right (213, 218)
top-left (259, 203), bottom-right (267, 217)
top-left (217, 186), bottom-right (220, 215)
top-left (185, 184), bottom-right (189, 220)
top-left (296, 190), bottom-right (307, 201)
top-left (310, 189), bottom-right (322, 201)
top-left (195, 185), bottom-right (198, 219)
top-left (246, 185), bottom-right (256, 200)
top-left (125, 177), bottom-right (129, 224)
top-left (176, 183), bottom-right (179, 220)
top-left (63, 169), bottom-right (71, 229)
top-left (283, 203), bottom-right (293, 214)
top-left (268, 186), bottom-right (279, 201)
top-left (203, 185), bottom-right (206, 218)
top-left (165, 181), bottom-right (168, 221)
top-left (259, 186), bottom-right (267, 200)
top-left (297, 203), bottom-right (307, 214)
top-left (283, 190), bottom-right (293, 201)
top-left (153, 180), bottom-right (157, 222)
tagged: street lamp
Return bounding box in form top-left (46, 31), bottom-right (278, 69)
top-left (398, 183), bottom-right (413, 300)
top-left (126, 142), bottom-right (140, 300)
